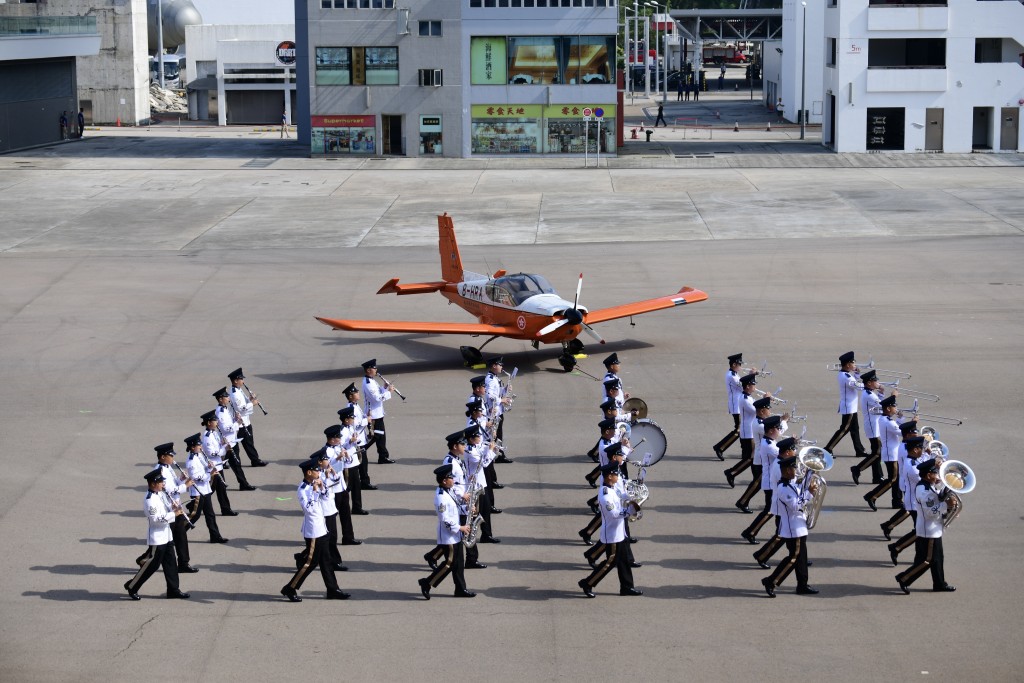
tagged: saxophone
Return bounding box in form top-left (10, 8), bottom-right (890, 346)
top-left (463, 483), bottom-right (484, 548)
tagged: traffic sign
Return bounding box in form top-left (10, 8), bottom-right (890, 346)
top-left (582, 107), bottom-right (593, 117)
top-left (594, 107), bottom-right (604, 118)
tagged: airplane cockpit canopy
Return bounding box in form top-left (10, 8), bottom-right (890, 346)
top-left (491, 273), bottom-right (556, 306)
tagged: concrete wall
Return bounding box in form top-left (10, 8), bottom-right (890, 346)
top-left (780, 0), bottom-right (824, 126)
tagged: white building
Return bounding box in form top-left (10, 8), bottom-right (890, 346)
top-left (824, 0), bottom-right (1024, 152)
top-left (775, 0), bottom-right (824, 126)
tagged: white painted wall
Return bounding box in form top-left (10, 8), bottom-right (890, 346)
top-left (780, 0), bottom-right (824, 125)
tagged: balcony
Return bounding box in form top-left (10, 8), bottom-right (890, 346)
top-left (0, 16), bottom-right (98, 36)
top-left (0, 17), bottom-right (100, 61)
top-left (866, 66), bottom-right (947, 91)
top-left (867, 5), bottom-right (949, 31)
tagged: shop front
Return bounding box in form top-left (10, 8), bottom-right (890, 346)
top-left (310, 114), bottom-right (377, 155)
top-left (470, 104), bottom-right (616, 155)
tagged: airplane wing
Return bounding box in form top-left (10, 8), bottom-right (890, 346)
top-left (583, 286), bottom-right (708, 325)
top-left (315, 316), bottom-right (519, 336)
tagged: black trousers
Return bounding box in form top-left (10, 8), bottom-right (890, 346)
top-left (171, 513), bottom-right (190, 565)
top-left (824, 412), bottom-right (866, 456)
top-left (227, 445), bottom-right (252, 487)
top-left (324, 513), bottom-right (342, 564)
top-left (424, 543), bottom-right (467, 592)
top-left (866, 461), bottom-right (901, 507)
top-left (581, 539), bottom-right (634, 592)
top-left (478, 490), bottom-right (495, 539)
top-left (368, 417), bottom-right (391, 462)
top-left (744, 489), bottom-right (774, 539)
top-left (357, 447), bottom-right (371, 485)
top-left (713, 414), bottom-right (741, 455)
top-left (726, 438), bottom-right (754, 477)
top-left (585, 521), bottom-right (635, 565)
top-left (237, 424), bottom-right (262, 465)
top-left (127, 541), bottom-right (179, 594)
top-left (897, 536), bottom-right (945, 589)
top-left (187, 492), bottom-right (223, 541)
top-left (766, 536), bottom-right (808, 589)
top-left (346, 466), bottom-right (364, 513)
top-left (892, 511), bottom-right (918, 555)
top-left (285, 534), bottom-right (339, 593)
top-left (853, 436), bottom-right (884, 482)
top-left (335, 490), bottom-right (356, 543)
top-left (211, 472), bottom-right (233, 515)
top-left (737, 464), bottom-right (763, 507)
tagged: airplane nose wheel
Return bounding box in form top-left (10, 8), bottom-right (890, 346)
top-left (558, 353), bottom-right (577, 373)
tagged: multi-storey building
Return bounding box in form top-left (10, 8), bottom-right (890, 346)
top-left (824, 0), bottom-right (1023, 152)
top-left (295, 0), bottom-right (619, 157)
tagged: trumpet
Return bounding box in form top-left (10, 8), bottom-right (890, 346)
top-left (788, 402), bottom-right (807, 422)
top-left (376, 373), bottom-right (406, 401)
top-left (742, 361), bottom-right (773, 377)
top-left (753, 386), bottom-right (787, 406)
top-left (797, 446), bottom-right (834, 529)
top-left (938, 459), bottom-right (975, 528)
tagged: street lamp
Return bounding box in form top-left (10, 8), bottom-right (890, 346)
top-left (800, 1), bottom-right (807, 140)
top-left (646, 1), bottom-right (667, 103)
top-left (623, 4), bottom-right (638, 102)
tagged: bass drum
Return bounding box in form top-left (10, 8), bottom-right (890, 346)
top-left (622, 397), bottom-right (648, 420)
top-left (627, 419), bottom-right (667, 466)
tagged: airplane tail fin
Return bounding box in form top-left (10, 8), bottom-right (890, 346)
top-left (438, 213), bottom-right (464, 283)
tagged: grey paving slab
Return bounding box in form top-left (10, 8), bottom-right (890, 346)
top-left (471, 168), bottom-right (614, 195)
top-left (946, 188), bottom-right (1024, 231)
top-left (690, 190), bottom-right (887, 238)
top-left (538, 194), bottom-right (711, 243)
top-left (331, 169), bottom-right (484, 196)
top-left (361, 196), bottom-right (543, 247)
top-left (840, 189), bottom-right (1023, 236)
top-left (866, 166), bottom-right (1024, 190)
top-left (737, 167), bottom-right (902, 192)
top-left (609, 168), bottom-right (757, 194)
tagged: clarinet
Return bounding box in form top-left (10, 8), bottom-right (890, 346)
top-left (243, 382), bottom-right (268, 415)
top-left (162, 489), bottom-right (195, 530)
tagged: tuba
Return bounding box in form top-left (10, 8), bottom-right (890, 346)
top-left (938, 459), bottom-right (975, 528)
top-left (797, 446), bottom-right (834, 529)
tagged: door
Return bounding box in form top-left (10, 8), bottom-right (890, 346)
top-left (972, 107), bottom-right (991, 150)
top-left (1000, 108), bottom-right (1019, 151)
top-left (925, 108), bottom-right (943, 151)
top-left (827, 94), bottom-right (836, 149)
top-left (382, 115), bottom-right (404, 155)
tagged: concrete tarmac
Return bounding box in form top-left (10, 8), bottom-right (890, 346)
top-left (0, 132), bottom-right (1022, 682)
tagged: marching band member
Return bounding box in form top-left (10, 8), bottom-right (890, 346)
top-left (292, 446), bottom-right (346, 572)
top-left (713, 353), bottom-right (745, 460)
top-left (199, 411), bottom-right (236, 516)
top-left (761, 455), bottom-right (818, 597)
top-left (578, 463), bottom-right (643, 598)
top-left (338, 406), bottom-right (368, 515)
top-left (485, 356), bottom-right (513, 463)
top-left (464, 423), bottom-right (499, 544)
top-left (325, 422), bottom-right (360, 547)
top-left (823, 351), bottom-right (868, 460)
top-left (280, 460), bottom-right (349, 602)
top-left (466, 398), bottom-right (501, 512)
top-left (184, 433), bottom-right (228, 544)
top-left (343, 382), bottom-right (378, 490)
top-left (587, 398), bottom-right (622, 462)
top-left (886, 436), bottom-right (928, 564)
top-left (124, 469), bottom-right (191, 600)
top-left (895, 459), bottom-right (956, 594)
top-left (739, 417), bottom-right (782, 539)
top-left (469, 376), bottom-right (504, 490)
top-left (723, 373), bottom-right (759, 505)
top-left (751, 437), bottom-right (799, 565)
top-left (213, 387), bottom-right (256, 491)
top-left (851, 370), bottom-right (885, 485)
top-left (601, 353), bottom-right (629, 399)
top-left (863, 398), bottom-right (904, 511)
top-left (149, 443), bottom-right (197, 573)
top-left (418, 464), bottom-right (475, 599)
top-left (586, 418), bottom-right (619, 489)
top-left (362, 359), bottom-right (396, 464)
top-left (425, 432), bottom-right (485, 570)
top-left (583, 442), bottom-right (639, 570)
top-left (228, 368), bottom-right (268, 467)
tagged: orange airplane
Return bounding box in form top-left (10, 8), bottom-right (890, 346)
top-left (316, 213), bottom-right (708, 370)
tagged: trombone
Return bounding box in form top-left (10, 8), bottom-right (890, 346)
top-left (880, 379), bottom-right (939, 402)
top-left (753, 386), bottom-right (787, 406)
top-left (862, 357), bottom-right (912, 380)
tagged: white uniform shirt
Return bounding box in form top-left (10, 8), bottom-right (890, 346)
top-left (229, 385), bottom-right (254, 427)
top-left (298, 481), bottom-right (328, 539)
top-left (914, 483), bottom-right (947, 538)
top-left (348, 402), bottom-right (370, 446)
top-left (739, 395), bottom-right (757, 439)
top-left (326, 447), bottom-right (349, 494)
top-left (758, 438), bottom-right (780, 490)
top-left (363, 376), bottom-right (391, 419)
top-left (318, 461), bottom-right (341, 516)
top-left (775, 480), bottom-right (812, 538)
top-left (441, 454), bottom-right (469, 508)
top-left (186, 452), bottom-right (213, 496)
top-left (435, 487), bottom-right (463, 544)
top-left (464, 441), bottom-right (493, 489)
top-left (879, 415), bottom-right (902, 463)
top-left (215, 404), bottom-right (239, 447)
top-left (339, 425), bottom-right (361, 469)
top-left (485, 371), bottom-right (505, 418)
top-left (836, 370), bottom-right (860, 415)
top-left (901, 455), bottom-right (925, 512)
top-left (200, 430), bottom-right (227, 471)
top-left (144, 490), bottom-right (176, 545)
top-left (725, 369), bottom-right (742, 414)
top-left (602, 371), bottom-right (622, 400)
top-left (598, 483), bottom-right (630, 544)
top-left (154, 463), bottom-right (188, 505)
top-left (861, 389), bottom-right (882, 439)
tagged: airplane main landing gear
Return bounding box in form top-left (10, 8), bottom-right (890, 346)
top-left (558, 339), bottom-right (585, 372)
top-left (461, 335), bottom-right (500, 366)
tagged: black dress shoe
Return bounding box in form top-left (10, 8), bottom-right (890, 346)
top-left (578, 579), bottom-right (596, 598)
top-left (587, 452), bottom-right (599, 463)
top-left (378, 458), bottom-right (395, 464)
top-left (492, 483), bottom-right (505, 490)
top-left (466, 562), bottom-right (487, 569)
top-left (881, 523), bottom-right (893, 541)
top-left (281, 587), bottom-right (302, 602)
top-left (221, 510), bottom-right (239, 517)
top-left (756, 560), bottom-right (770, 569)
top-left (252, 460), bottom-right (269, 467)
top-left (897, 578), bottom-right (910, 595)
top-left (807, 561), bottom-right (813, 567)
top-left (362, 484), bottom-right (379, 491)
top-left (619, 587), bottom-right (643, 596)
top-left (741, 531), bottom-right (760, 545)
top-left (796, 586), bottom-right (819, 595)
top-left (491, 508), bottom-right (503, 514)
top-left (888, 544), bottom-right (899, 566)
top-left (762, 577), bottom-right (776, 598)
top-left (210, 537), bottom-right (229, 544)
top-left (353, 509), bottom-right (370, 515)
top-left (341, 539), bottom-right (362, 546)
top-left (239, 484), bottom-right (257, 491)
top-left (332, 563), bottom-right (348, 572)
top-left (735, 502), bottom-right (752, 514)
top-left (454, 589), bottom-right (477, 598)
top-left (589, 502), bottom-right (600, 515)
top-left (629, 562), bottom-right (642, 568)
top-left (423, 553), bottom-right (438, 570)
top-left (628, 537), bottom-right (637, 544)
top-left (495, 456), bottom-right (513, 463)
top-left (850, 466), bottom-right (861, 485)
top-left (933, 584), bottom-right (956, 592)
top-left (178, 564), bottom-right (199, 574)
top-left (326, 589), bottom-right (351, 600)
top-left (724, 470), bottom-right (736, 488)
top-left (714, 447), bottom-right (725, 461)
top-left (166, 589), bottom-right (191, 599)
top-left (418, 578), bottom-right (431, 600)
top-left (587, 478), bottom-right (598, 489)
top-left (863, 494), bottom-right (877, 511)
top-left (479, 536), bottom-right (501, 544)
top-left (587, 555), bottom-right (598, 569)
top-left (578, 530), bottom-right (593, 545)
top-left (124, 581), bottom-right (140, 601)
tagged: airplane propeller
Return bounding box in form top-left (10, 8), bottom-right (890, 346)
top-left (538, 273), bottom-right (605, 344)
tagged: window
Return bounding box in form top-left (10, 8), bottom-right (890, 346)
top-left (418, 68), bottom-right (443, 86)
top-left (974, 38), bottom-right (1001, 63)
top-left (868, 38), bottom-right (945, 68)
top-left (827, 38), bottom-right (837, 67)
top-left (419, 20), bottom-right (442, 36)
top-left (471, 36), bottom-right (615, 85)
top-left (316, 47), bottom-right (351, 85)
top-left (316, 46), bottom-right (398, 85)
top-left (365, 47), bottom-right (399, 84)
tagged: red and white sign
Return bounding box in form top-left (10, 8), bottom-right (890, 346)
top-left (582, 108), bottom-right (593, 117)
